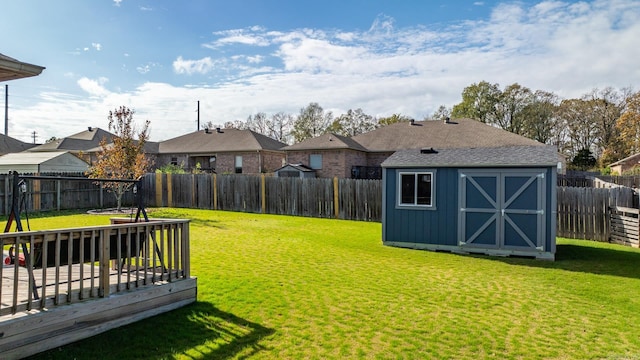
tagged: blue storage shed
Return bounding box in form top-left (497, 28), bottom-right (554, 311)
top-left (381, 145), bottom-right (558, 260)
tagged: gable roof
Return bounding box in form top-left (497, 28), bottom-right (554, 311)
top-left (27, 127), bottom-right (115, 152)
top-left (609, 152), bottom-right (640, 167)
top-left (382, 145), bottom-right (559, 168)
top-left (283, 133), bottom-right (368, 152)
top-left (353, 118), bottom-right (544, 152)
top-left (158, 128), bottom-right (287, 154)
top-left (0, 133), bottom-right (36, 155)
top-left (0, 53), bottom-right (45, 82)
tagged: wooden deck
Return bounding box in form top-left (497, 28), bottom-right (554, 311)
top-left (0, 218), bottom-right (197, 359)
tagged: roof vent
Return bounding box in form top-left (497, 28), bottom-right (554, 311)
top-left (409, 119), bottom-right (415, 126)
top-left (420, 147), bottom-right (438, 154)
top-left (444, 117), bottom-right (450, 124)
top-left (216, 127), bottom-right (222, 133)
top-left (205, 128), bottom-right (211, 134)
top-left (88, 126), bottom-right (93, 132)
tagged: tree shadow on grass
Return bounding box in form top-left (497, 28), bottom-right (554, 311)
top-left (27, 301), bottom-right (274, 360)
top-left (481, 243), bottom-right (640, 280)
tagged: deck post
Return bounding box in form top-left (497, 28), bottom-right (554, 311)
top-left (182, 222), bottom-right (190, 278)
top-left (99, 229), bottom-right (111, 297)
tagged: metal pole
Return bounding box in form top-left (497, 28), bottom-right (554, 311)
top-left (4, 84), bottom-right (8, 135)
top-left (197, 100), bottom-right (200, 131)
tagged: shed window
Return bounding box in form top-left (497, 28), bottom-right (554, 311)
top-left (310, 154), bottom-right (322, 169)
top-left (398, 172), bottom-right (434, 207)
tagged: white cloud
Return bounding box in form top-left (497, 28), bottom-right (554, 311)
top-left (77, 77), bottom-right (111, 98)
top-left (92, 43), bottom-right (102, 51)
top-left (137, 62), bottom-right (159, 74)
top-left (173, 56), bottom-right (215, 75)
top-left (113, 0), bottom-right (122, 7)
top-left (9, 0), bottom-right (640, 143)
top-left (205, 28), bottom-right (271, 48)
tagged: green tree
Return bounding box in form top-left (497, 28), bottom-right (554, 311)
top-left (521, 90), bottom-right (559, 144)
top-left (291, 102), bottom-right (333, 142)
top-left (571, 148), bottom-right (597, 171)
top-left (327, 108), bottom-right (376, 136)
top-left (86, 106), bottom-right (152, 211)
top-left (615, 91), bottom-right (640, 158)
top-left (377, 113), bottom-right (413, 126)
top-left (451, 81), bottom-right (500, 123)
top-left (493, 83), bottom-right (533, 135)
top-left (555, 98), bottom-right (598, 161)
top-left (430, 105), bottom-right (452, 121)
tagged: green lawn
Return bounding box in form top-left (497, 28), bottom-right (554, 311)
top-left (23, 209), bottom-right (640, 360)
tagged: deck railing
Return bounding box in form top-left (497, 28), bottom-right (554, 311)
top-left (0, 219), bottom-right (190, 316)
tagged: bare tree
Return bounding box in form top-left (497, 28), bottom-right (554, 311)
top-left (86, 106), bottom-right (152, 211)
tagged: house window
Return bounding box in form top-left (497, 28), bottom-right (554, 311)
top-left (310, 154), bottom-right (322, 169)
top-left (170, 157), bottom-right (178, 166)
top-left (398, 172), bottom-right (434, 207)
top-left (235, 155), bottom-right (243, 174)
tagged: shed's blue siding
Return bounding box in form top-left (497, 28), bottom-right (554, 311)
top-left (383, 166), bottom-right (556, 257)
top-left (383, 167), bottom-right (459, 246)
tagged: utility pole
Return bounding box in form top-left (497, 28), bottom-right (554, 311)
top-left (4, 85), bottom-right (8, 135)
top-left (197, 100), bottom-right (200, 131)
top-left (31, 131), bottom-right (37, 144)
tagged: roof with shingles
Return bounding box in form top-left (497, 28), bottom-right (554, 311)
top-left (283, 133), bottom-right (368, 152)
top-left (382, 145), bottom-right (559, 168)
top-left (352, 118), bottom-right (544, 152)
top-left (28, 128), bottom-right (115, 152)
top-left (0, 134), bottom-right (35, 155)
top-left (158, 128), bottom-right (287, 153)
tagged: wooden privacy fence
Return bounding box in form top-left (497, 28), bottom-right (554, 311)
top-left (0, 173), bottom-right (134, 215)
top-left (609, 206), bottom-right (640, 248)
top-left (556, 186), bottom-right (636, 242)
top-left (143, 173), bottom-right (383, 221)
top-left (4, 173), bottom-right (640, 244)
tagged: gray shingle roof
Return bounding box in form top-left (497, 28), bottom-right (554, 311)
top-left (283, 133), bottom-right (368, 152)
top-left (158, 128), bottom-right (287, 154)
top-left (353, 118), bottom-right (544, 152)
top-left (28, 127), bottom-right (115, 152)
top-left (382, 145), bottom-right (559, 168)
top-left (0, 134), bottom-right (35, 155)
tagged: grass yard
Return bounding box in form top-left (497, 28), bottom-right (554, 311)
top-left (20, 208), bottom-right (640, 360)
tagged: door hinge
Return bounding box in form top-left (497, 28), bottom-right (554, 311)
top-left (537, 173), bottom-right (545, 179)
top-left (536, 246), bottom-right (544, 251)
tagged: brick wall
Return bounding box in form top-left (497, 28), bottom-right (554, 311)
top-left (286, 149), bottom-right (367, 178)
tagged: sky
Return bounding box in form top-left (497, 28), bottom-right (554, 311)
top-left (1, 0), bottom-right (639, 143)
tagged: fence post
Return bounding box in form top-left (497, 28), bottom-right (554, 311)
top-left (167, 174), bottom-right (173, 207)
top-left (33, 174), bottom-right (41, 211)
top-left (333, 177), bottom-right (339, 219)
top-left (191, 174), bottom-right (196, 207)
top-left (261, 174), bottom-right (266, 214)
top-left (155, 173), bottom-right (163, 207)
top-left (56, 179), bottom-right (61, 211)
top-left (212, 174), bottom-right (218, 210)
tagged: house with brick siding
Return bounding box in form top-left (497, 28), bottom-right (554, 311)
top-left (282, 133), bottom-right (369, 178)
top-left (283, 118), bottom-right (551, 179)
top-left (156, 128), bottom-right (286, 174)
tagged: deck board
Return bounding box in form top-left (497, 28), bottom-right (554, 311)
top-left (1, 262), bottom-right (172, 314)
